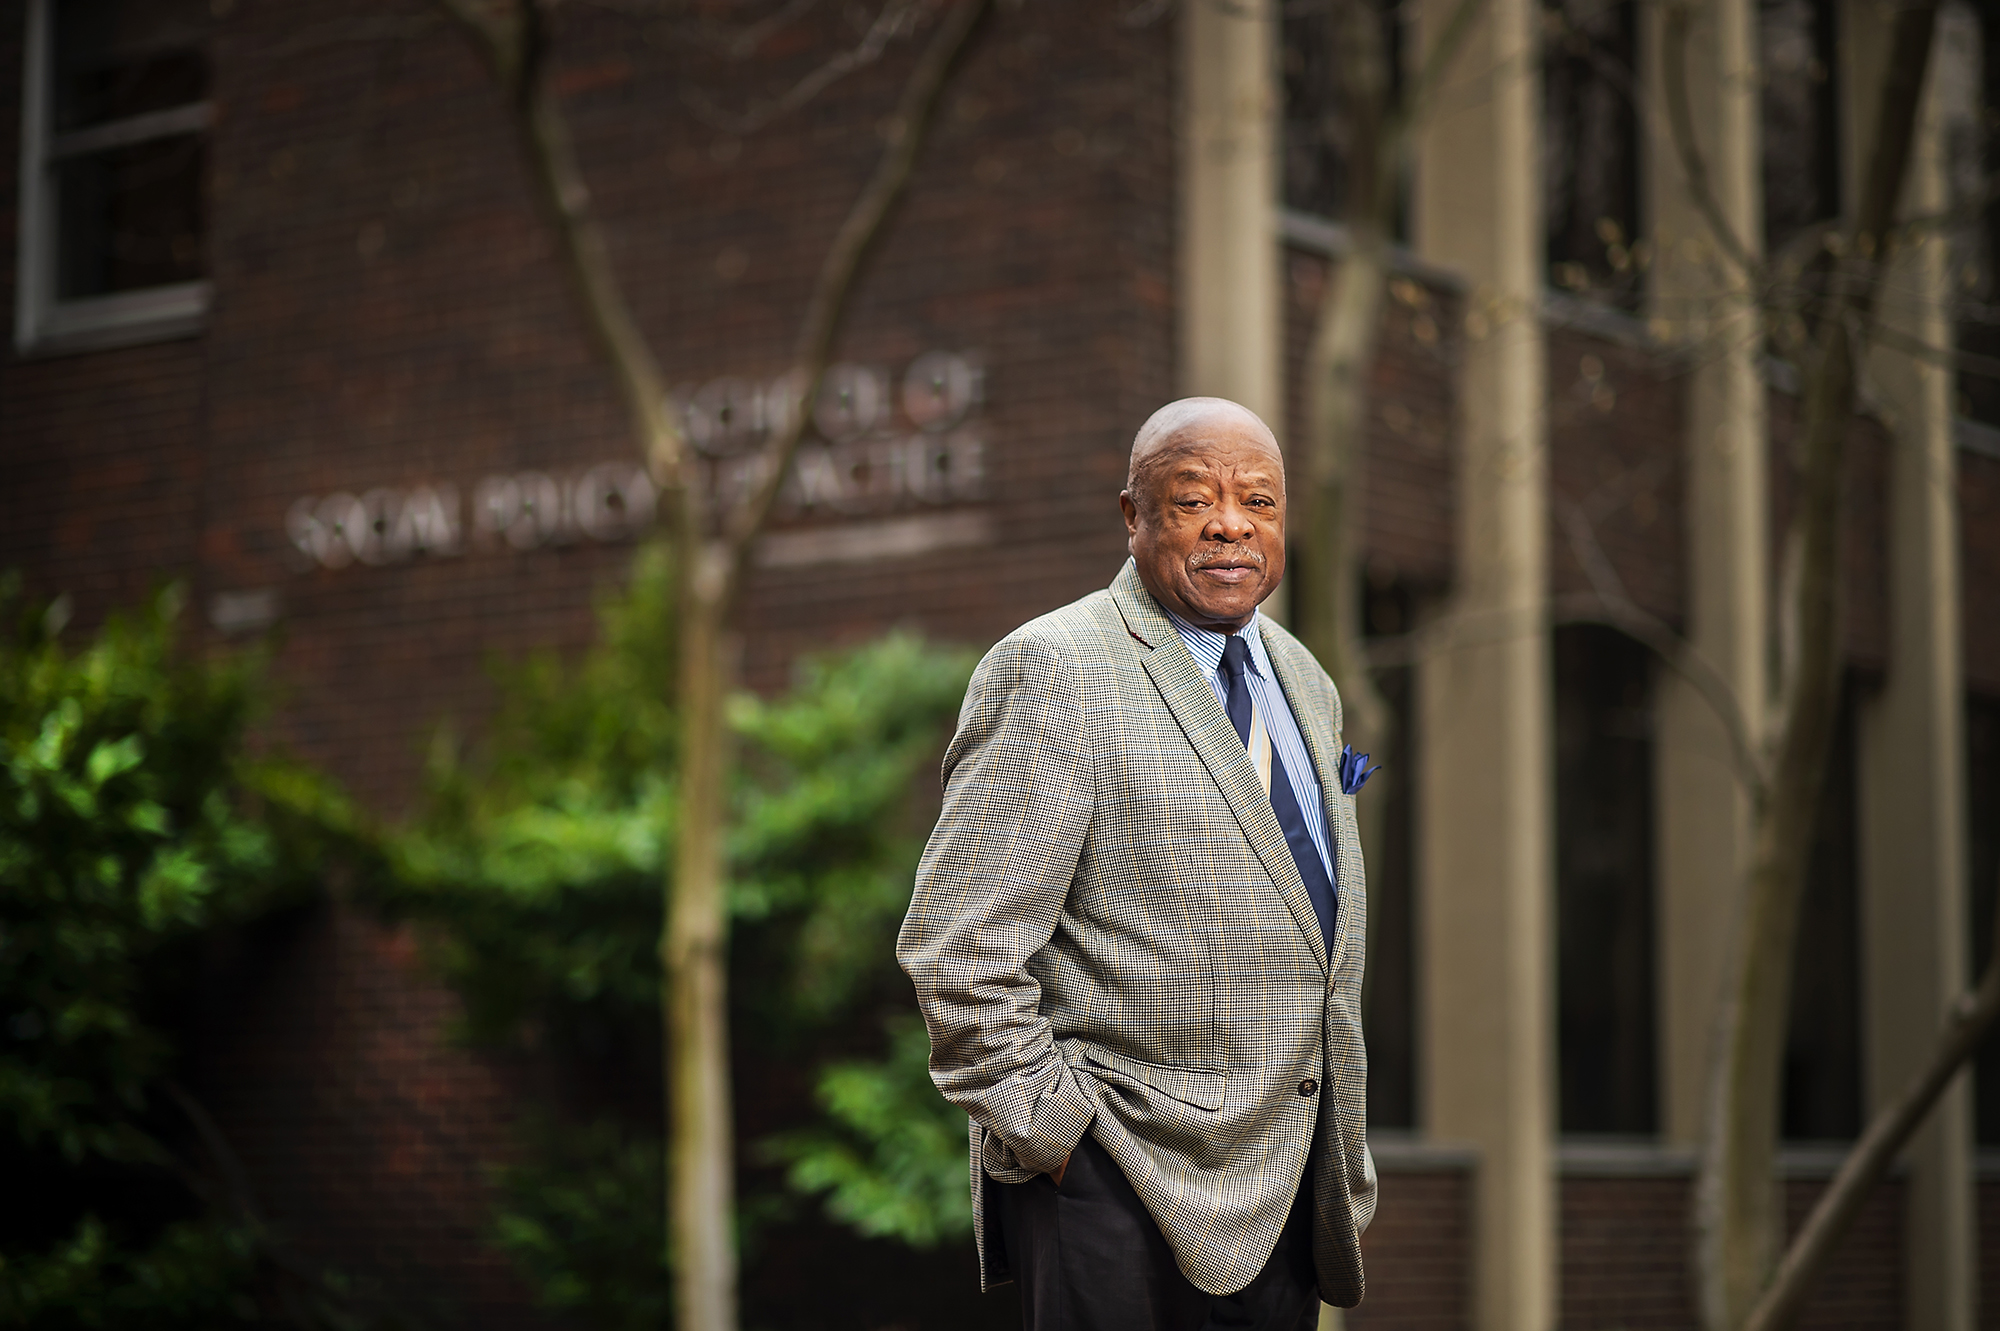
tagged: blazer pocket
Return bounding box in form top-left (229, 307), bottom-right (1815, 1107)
top-left (1074, 1039), bottom-right (1226, 1111)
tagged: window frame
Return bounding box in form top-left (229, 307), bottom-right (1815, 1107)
top-left (13, 0), bottom-right (213, 356)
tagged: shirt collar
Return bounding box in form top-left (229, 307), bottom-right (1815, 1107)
top-left (1162, 604), bottom-right (1271, 679)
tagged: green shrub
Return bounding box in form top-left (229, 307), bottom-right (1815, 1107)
top-left (380, 546), bottom-right (978, 1325)
top-left (0, 579), bottom-right (386, 1329)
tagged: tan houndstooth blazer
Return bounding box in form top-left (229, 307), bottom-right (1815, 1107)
top-left (897, 559), bottom-right (1375, 1303)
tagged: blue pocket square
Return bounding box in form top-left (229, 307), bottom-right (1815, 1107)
top-left (1337, 744), bottom-right (1380, 795)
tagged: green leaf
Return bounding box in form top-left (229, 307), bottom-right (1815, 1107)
top-left (763, 1019), bottom-right (973, 1247)
top-left (0, 576), bottom-right (368, 1323)
top-left (367, 543), bottom-right (981, 1308)
top-left (85, 733), bottom-right (145, 788)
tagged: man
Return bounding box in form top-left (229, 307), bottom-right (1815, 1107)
top-left (897, 397), bottom-right (1374, 1331)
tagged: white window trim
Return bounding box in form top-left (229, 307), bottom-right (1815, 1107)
top-left (14, 0), bottom-right (212, 357)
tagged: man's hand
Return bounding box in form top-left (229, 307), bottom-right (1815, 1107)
top-left (1049, 1153), bottom-right (1069, 1188)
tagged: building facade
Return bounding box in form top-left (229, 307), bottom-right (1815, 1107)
top-left (4, 0), bottom-right (2000, 1327)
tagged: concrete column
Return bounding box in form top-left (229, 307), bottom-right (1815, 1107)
top-left (1639, 0), bottom-right (1768, 1148)
top-left (1845, 7), bottom-right (1976, 1331)
top-left (1178, 0), bottom-right (1282, 424)
top-left (1410, 0), bottom-right (1554, 1325)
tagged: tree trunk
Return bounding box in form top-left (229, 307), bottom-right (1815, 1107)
top-left (1742, 867), bottom-right (2000, 1331)
top-left (661, 8), bottom-right (992, 1327)
top-left (1296, 223), bottom-right (1396, 933)
top-left (666, 570), bottom-right (736, 1331)
top-left (1292, 0), bottom-right (1396, 909)
top-left (1297, 223), bottom-right (1391, 752)
top-left (1692, 6), bottom-right (1939, 1327)
top-left (1291, 0), bottom-right (1480, 968)
top-left (425, 8), bottom-right (1067, 1329)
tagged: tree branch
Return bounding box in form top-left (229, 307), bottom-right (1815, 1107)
top-left (1741, 866), bottom-right (2000, 1331)
top-left (1660, 1), bottom-right (1759, 281)
top-left (716, 0), bottom-right (824, 57)
top-left (1696, 3), bottom-right (1940, 1327)
top-left (436, 0), bottom-right (686, 491)
top-left (1555, 495), bottom-right (1633, 604)
top-left (1548, 591), bottom-right (1768, 800)
top-left (435, 0), bottom-right (520, 80)
top-left (716, 0), bottom-right (994, 590)
top-left (1863, 320), bottom-right (2000, 383)
top-left (1357, 585), bottom-right (1767, 799)
top-left (1392, 0), bottom-right (1484, 147)
top-left (681, 0), bottom-right (924, 135)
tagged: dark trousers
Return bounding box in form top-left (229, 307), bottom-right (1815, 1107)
top-left (995, 1133), bottom-right (1322, 1331)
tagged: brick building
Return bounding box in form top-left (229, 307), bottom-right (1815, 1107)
top-left (3, 0), bottom-right (1999, 1329)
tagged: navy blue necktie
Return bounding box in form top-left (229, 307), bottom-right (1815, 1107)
top-left (1220, 635), bottom-right (1337, 957)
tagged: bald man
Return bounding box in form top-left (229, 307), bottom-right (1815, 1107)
top-left (898, 399), bottom-right (1376, 1331)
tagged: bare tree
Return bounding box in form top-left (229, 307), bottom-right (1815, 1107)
top-left (1655, 3), bottom-right (1944, 1328)
top-left (429, 3), bottom-right (993, 1327)
top-left (1291, 0), bottom-right (1481, 891)
top-left (1520, 3), bottom-right (1996, 1327)
top-left (1533, 1), bottom-right (1981, 1322)
top-left (1347, 0), bottom-right (1976, 1323)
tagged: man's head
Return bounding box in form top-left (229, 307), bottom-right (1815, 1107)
top-left (1119, 397), bottom-right (1286, 633)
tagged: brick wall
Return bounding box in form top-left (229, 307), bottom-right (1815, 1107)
top-left (2, 0), bottom-right (1993, 1325)
top-left (1350, 1159), bottom-right (1473, 1331)
top-left (1765, 383), bottom-right (1894, 674)
top-left (1280, 249), bottom-right (1459, 597)
top-left (0, 1), bottom-right (210, 614)
top-left (1557, 1173), bottom-right (1904, 1331)
top-left (1351, 1161), bottom-right (1915, 1331)
top-left (4, 0), bottom-right (1179, 809)
top-left (195, 901), bottom-right (545, 1327)
top-left (1276, 256), bottom-right (1903, 666)
top-left (1560, 1174), bottom-right (1697, 1331)
top-left (2, 3), bottom-right (1176, 1322)
top-left (1544, 320), bottom-right (1687, 624)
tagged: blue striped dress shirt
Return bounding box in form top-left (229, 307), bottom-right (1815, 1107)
top-left (1164, 606), bottom-right (1338, 890)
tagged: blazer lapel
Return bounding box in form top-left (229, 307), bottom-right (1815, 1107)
top-left (1266, 633), bottom-right (1359, 978)
top-left (1110, 563), bottom-right (1330, 974)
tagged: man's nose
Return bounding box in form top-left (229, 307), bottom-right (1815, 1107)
top-left (1205, 501), bottom-right (1256, 541)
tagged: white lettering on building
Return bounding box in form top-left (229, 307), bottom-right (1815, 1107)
top-left (286, 351), bottom-right (984, 572)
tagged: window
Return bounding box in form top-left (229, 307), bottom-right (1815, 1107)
top-left (1783, 681), bottom-right (1862, 1141)
top-left (1956, 5), bottom-right (2000, 426)
top-left (1555, 626), bottom-right (1657, 1134)
top-left (1280, 0), bottom-right (1405, 229)
top-left (1361, 585), bottom-right (1417, 1129)
top-left (1759, 0), bottom-right (1841, 253)
top-left (1968, 695), bottom-right (2000, 1143)
top-left (14, 0), bottom-right (211, 354)
top-left (1542, 0), bottom-right (1641, 309)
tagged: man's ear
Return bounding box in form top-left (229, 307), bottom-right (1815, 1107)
top-left (1119, 490), bottom-right (1141, 536)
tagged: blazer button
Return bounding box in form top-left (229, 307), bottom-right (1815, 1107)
top-left (1298, 1078), bottom-right (1318, 1097)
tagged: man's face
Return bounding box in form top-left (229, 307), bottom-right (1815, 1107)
top-left (1119, 418), bottom-right (1286, 633)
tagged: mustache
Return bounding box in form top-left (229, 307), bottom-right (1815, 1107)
top-left (1186, 546), bottom-right (1267, 571)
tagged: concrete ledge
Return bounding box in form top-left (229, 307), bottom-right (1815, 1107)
top-left (1549, 1137), bottom-right (1904, 1180)
top-left (1559, 1137), bottom-right (1697, 1176)
top-left (1541, 291), bottom-right (1665, 352)
top-left (1368, 1132), bottom-right (1478, 1171)
top-left (1278, 211), bottom-right (1469, 294)
top-left (754, 511), bottom-right (994, 568)
top-left (1956, 416), bottom-right (2000, 461)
